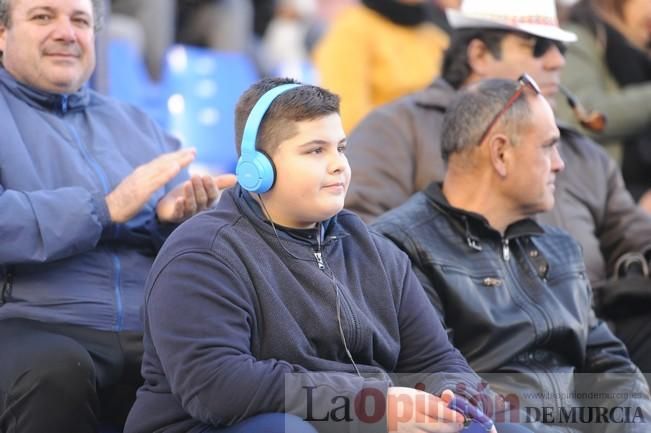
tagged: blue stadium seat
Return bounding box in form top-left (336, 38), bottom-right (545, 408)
top-left (106, 37), bottom-right (168, 129)
top-left (162, 45), bottom-right (260, 174)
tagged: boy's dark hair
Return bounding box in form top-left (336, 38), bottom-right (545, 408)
top-left (234, 77), bottom-right (340, 157)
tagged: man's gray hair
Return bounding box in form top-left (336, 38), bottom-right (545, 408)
top-left (0, 0), bottom-right (105, 30)
top-left (441, 78), bottom-right (532, 164)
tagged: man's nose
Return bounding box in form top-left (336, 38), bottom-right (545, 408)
top-left (52, 17), bottom-right (77, 42)
top-left (543, 43), bottom-right (566, 70)
top-left (552, 145), bottom-right (565, 173)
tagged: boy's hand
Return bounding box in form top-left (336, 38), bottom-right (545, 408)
top-left (441, 390), bottom-right (498, 433)
top-left (156, 173), bottom-right (237, 223)
top-left (387, 387), bottom-right (465, 433)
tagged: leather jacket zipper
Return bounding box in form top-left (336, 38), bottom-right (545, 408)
top-left (502, 238), bottom-right (511, 261)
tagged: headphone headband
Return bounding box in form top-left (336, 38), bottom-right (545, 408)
top-left (236, 83), bottom-right (302, 193)
top-left (240, 83), bottom-right (302, 156)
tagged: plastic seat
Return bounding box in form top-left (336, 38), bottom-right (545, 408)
top-left (106, 37), bottom-right (168, 128)
top-left (162, 45), bottom-right (260, 174)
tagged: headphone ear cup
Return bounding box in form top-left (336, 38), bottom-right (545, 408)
top-left (236, 150), bottom-right (276, 193)
top-left (236, 83), bottom-right (299, 193)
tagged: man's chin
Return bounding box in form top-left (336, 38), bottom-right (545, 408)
top-left (541, 197), bottom-right (556, 213)
top-left (45, 70), bottom-right (88, 93)
top-left (316, 203), bottom-right (344, 221)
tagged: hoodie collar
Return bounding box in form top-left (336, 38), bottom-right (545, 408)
top-left (423, 182), bottom-right (544, 242)
top-left (0, 67), bottom-right (90, 114)
top-left (233, 184), bottom-right (346, 244)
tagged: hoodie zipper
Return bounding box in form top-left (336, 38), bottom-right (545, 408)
top-left (314, 251), bottom-right (325, 270)
top-left (1, 270), bottom-right (14, 305)
top-left (312, 227), bottom-right (360, 355)
top-left (314, 223), bottom-right (325, 269)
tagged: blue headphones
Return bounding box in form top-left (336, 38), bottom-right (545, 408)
top-left (236, 83), bottom-right (302, 193)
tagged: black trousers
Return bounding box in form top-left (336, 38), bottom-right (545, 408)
top-left (0, 318), bottom-right (143, 433)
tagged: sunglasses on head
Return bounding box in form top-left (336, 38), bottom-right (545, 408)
top-left (532, 37), bottom-right (567, 57)
top-left (476, 73), bottom-right (542, 147)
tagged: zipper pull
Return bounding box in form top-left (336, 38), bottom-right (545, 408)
top-left (61, 95), bottom-right (68, 113)
top-left (1, 271), bottom-right (14, 304)
top-left (314, 252), bottom-right (325, 270)
top-left (502, 239), bottom-right (510, 261)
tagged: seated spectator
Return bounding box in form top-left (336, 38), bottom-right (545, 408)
top-left (312, 0), bottom-right (449, 132)
top-left (555, 0), bottom-right (651, 210)
top-left (373, 76), bottom-right (651, 433)
top-left (259, 0), bottom-right (317, 78)
top-left (0, 0), bottom-right (235, 431)
top-left (176, 0), bottom-right (254, 53)
top-left (345, 0), bottom-right (651, 373)
top-left (124, 78), bottom-right (536, 433)
top-left (110, 0), bottom-right (176, 81)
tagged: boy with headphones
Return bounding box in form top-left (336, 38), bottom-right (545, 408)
top-left (125, 78), bottom-right (517, 433)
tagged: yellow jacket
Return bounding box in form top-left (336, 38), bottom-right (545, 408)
top-left (313, 4), bottom-right (448, 132)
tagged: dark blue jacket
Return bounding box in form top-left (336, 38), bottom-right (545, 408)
top-left (126, 186), bottom-right (483, 433)
top-left (0, 68), bottom-right (184, 331)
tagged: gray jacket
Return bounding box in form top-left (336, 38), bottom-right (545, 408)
top-left (345, 78), bottom-right (651, 288)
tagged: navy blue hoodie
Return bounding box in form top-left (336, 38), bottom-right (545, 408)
top-left (125, 186), bottom-right (483, 433)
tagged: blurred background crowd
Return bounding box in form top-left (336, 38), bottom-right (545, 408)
top-left (96, 0), bottom-right (651, 212)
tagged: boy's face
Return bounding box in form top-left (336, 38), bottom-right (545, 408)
top-left (260, 113), bottom-right (350, 229)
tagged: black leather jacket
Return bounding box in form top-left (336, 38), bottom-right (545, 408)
top-left (373, 183), bottom-right (651, 433)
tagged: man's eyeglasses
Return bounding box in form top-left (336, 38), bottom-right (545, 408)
top-left (533, 37), bottom-right (567, 58)
top-left (476, 74), bottom-right (542, 147)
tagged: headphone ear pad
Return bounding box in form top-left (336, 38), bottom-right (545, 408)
top-left (236, 149), bottom-right (276, 193)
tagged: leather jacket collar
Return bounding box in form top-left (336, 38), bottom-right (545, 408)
top-left (423, 182), bottom-right (545, 249)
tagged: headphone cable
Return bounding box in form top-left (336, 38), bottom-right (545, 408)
top-left (257, 194), bottom-right (362, 377)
